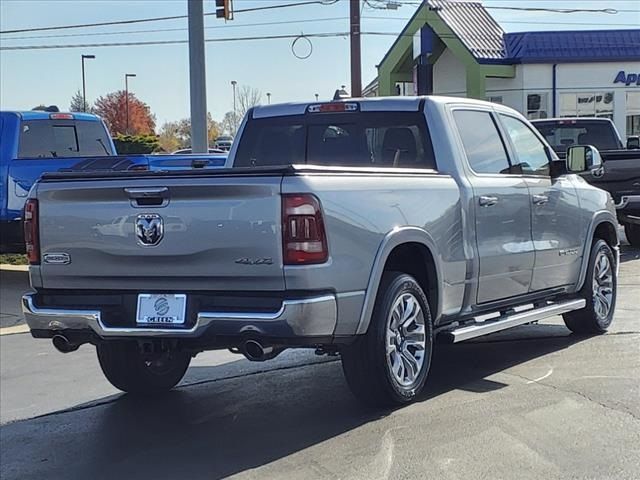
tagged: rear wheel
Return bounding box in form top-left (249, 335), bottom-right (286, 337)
top-left (341, 272), bottom-right (433, 407)
top-left (97, 341), bottom-right (191, 394)
top-left (624, 223), bottom-right (640, 248)
top-left (563, 239), bottom-right (616, 334)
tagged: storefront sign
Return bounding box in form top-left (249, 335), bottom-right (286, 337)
top-left (614, 71), bottom-right (640, 86)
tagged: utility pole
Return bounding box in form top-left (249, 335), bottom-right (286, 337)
top-left (188, 0), bottom-right (208, 153)
top-left (124, 73), bottom-right (136, 134)
top-left (349, 0), bottom-right (362, 97)
top-left (81, 54), bottom-right (95, 112)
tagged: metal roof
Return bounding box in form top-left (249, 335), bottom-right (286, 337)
top-left (427, 0), bottom-right (505, 61)
top-left (504, 29), bottom-right (640, 64)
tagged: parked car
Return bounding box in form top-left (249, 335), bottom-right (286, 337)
top-left (213, 135), bottom-right (233, 151)
top-left (531, 117), bottom-right (640, 246)
top-left (22, 97), bottom-right (618, 407)
top-left (171, 148), bottom-right (226, 154)
top-left (0, 110), bottom-right (226, 253)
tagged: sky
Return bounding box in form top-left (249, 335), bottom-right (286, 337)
top-left (1, 0), bottom-right (639, 127)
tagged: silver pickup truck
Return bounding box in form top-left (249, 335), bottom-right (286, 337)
top-left (22, 96), bottom-right (619, 406)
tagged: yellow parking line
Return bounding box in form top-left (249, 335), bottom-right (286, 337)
top-left (0, 324), bottom-right (30, 336)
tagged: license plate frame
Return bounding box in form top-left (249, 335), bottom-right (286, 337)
top-left (136, 293), bottom-right (187, 326)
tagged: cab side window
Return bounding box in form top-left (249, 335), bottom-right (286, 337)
top-left (500, 115), bottom-right (550, 176)
top-left (453, 110), bottom-right (511, 174)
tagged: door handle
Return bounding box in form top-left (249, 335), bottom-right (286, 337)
top-left (479, 195), bottom-right (499, 207)
top-left (532, 194), bottom-right (549, 205)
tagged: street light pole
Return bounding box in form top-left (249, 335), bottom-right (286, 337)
top-left (124, 73), bottom-right (136, 134)
top-left (81, 54), bottom-right (95, 112)
top-left (231, 80), bottom-right (237, 134)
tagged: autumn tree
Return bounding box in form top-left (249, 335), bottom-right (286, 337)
top-left (70, 89), bottom-right (90, 112)
top-left (93, 90), bottom-right (156, 135)
top-left (157, 113), bottom-right (221, 152)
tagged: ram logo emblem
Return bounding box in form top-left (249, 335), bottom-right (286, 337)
top-left (136, 214), bottom-right (164, 246)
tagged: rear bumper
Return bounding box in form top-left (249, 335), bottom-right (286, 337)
top-left (22, 293), bottom-right (337, 340)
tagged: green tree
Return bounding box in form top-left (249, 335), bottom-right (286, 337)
top-left (70, 89), bottom-right (90, 112)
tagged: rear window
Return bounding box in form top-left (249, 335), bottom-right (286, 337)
top-left (234, 111), bottom-right (436, 169)
top-left (18, 119), bottom-right (112, 158)
top-left (533, 120), bottom-right (621, 153)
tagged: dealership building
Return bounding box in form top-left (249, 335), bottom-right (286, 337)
top-left (364, 0), bottom-right (640, 138)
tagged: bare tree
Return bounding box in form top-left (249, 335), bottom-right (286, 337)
top-left (234, 85), bottom-right (262, 133)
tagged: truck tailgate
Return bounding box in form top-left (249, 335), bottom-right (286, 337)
top-left (36, 175), bottom-right (284, 291)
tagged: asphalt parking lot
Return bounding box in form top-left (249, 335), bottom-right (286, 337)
top-left (0, 247), bottom-right (639, 480)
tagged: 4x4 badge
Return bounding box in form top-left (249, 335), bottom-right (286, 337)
top-left (136, 214), bottom-right (164, 246)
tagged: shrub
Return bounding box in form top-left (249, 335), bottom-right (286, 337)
top-left (113, 134), bottom-right (161, 154)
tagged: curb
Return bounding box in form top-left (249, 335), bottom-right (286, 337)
top-left (0, 324), bottom-right (30, 336)
top-left (0, 265), bottom-right (28, 272)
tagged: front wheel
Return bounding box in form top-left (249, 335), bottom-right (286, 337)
top-left (563, 239), bottom-right (617, 334)
top-left (624, 223), bottom-right (640, 248)
top-left (97, 341), bottom-right (191, 394)
top-left (341, 272), bottom-right (433, 407)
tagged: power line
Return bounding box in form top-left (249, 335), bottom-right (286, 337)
top-left (2, 17), bottom-right (348, 41)
top-left (4, 30), bottom-right (639, 52)
top-left (395, 1), bottom-right (639, 13)
top-left (361, 16), bottom-right (640, 27)
top-left (0, 32), bottom-right (350, 51)
top-left (0, 0), bottom-right (340, 35)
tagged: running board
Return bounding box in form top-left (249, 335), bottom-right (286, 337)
top-left (443, 298), bottom-right (586, 343)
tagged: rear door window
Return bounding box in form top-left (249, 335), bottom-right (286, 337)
top-left (453, 110), bottom-right (511, 174)
top-left (234, 111), bottom-right (436, 169)
top-left (18, 120), bottom-right (112, 158)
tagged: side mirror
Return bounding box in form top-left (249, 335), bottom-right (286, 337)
top-left (566, 145), bottom-right (603, 175)
top-left (627, 136), bottom-right (640, 150)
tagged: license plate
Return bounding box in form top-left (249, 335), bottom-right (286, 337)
top-left (136, 294), bottom-right (187, 325)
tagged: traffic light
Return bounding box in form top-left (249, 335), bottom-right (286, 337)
top-left (215, 0), bottom-right (233, 20)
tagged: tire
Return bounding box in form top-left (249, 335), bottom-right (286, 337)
top-left (563, 239), bottom-right (617, 334)
top-left (341, 272), bottom-right (434, 407)
top-left (624, 223), bottom-right (640, 248)
top-left (97, 341), bottom-right (191, 394)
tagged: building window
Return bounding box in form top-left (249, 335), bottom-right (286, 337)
top-left (486, 95), bottom-right (503, 104)
top-left (526, 93), bottom-right (548, 120)
top-left (395, 82), bottom-right (413, 96)
top-left (627, 92), bottom-right (640, 137)
top-left (560, 92), bottom-right (614, 119)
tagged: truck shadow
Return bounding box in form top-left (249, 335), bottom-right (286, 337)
top-left (620, 244), bottom-right (639, 263)
top-left (3, 324), bottom-right (592, 479)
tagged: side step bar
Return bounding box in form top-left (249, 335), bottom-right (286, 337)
top-left (443, 298), bottom-right (586, 343)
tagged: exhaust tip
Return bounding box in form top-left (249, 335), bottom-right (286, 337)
top-left (52, 335), bottom-right (79, 353)
top-left (244, 340), bottom-right (265, 361)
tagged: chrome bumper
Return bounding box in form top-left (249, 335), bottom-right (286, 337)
top-left (22, 294), bottom-right (337, 339)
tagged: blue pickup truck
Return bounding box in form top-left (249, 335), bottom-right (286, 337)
top-left (0, 110), bottom-right (226, 252)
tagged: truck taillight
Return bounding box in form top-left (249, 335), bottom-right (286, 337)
top-left (24, 199), bottom-right (40, 265)
top-left (282, 194), bottom-right (328, 265)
